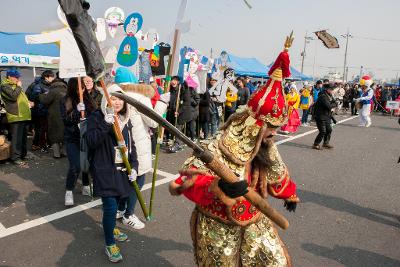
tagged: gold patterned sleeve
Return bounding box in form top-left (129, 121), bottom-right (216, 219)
top-left (265, 143), bottom-right (298, 200)
top-left (265, 143), bottom-right (287, 184)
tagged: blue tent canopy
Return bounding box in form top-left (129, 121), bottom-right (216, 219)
top-left (219, 53), bottom-right (314, 80)
top-left (0, 32), bottom-right (59, 57)
top-left (267, 62), bottom-right (313, 81)
top-left (226, 54), bottom-right (269, 78)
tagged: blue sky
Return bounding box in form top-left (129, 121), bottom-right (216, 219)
top-left (1, 0), bottom-right (399, 80)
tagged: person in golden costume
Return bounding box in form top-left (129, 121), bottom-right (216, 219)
top-left (169, 33), bottom-right (300, 267)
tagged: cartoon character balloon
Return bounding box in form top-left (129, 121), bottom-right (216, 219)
top-left (117, 12), bottom-right (143, 67)
top-left (104, 7), bottom-right (125, 38)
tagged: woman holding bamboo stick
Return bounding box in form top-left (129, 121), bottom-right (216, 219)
top-left (85, 84), bottom-right (139, 263)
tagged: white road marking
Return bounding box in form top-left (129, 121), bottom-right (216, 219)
top-left (0, 115), bottom-right (358, 238)
top-left (0, 171), bottom-right (178, 239)
top-left (275, 116), bottom-right (357, 145)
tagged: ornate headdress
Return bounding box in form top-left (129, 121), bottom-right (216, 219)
top-left (216, 32), bottom-right (294, 166)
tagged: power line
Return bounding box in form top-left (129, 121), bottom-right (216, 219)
top-left (352, 36), bottom-right (400, 43)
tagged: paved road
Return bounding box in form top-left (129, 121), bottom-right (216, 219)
top-left (0, 114), bottom-right (399, 266)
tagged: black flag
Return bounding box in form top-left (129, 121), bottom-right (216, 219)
top-left (58, 0), bottom-right (105, 80)
top-left (315, 30), bottom-right (340, 49)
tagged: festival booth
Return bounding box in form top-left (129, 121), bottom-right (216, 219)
top-left (0, 32), bottom-right (59, 77)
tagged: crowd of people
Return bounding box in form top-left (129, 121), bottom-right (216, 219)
top-left (0, 66), bottom-right (399, 263)
top-left (1, 68), bottom-right (400, 163)
top-left (1, 68), bottom-right (399, 165)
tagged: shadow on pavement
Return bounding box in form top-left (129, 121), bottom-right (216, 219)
top-left (299, 189), bottom-right (400, 228)
top-left (50, 210), bottom-right (193, 266)
top-left (339, 122), bottom-right (399, 132)
top-left (0, 180), bottom-right (19, 208)
top-left (302, 243), bottom-right (400, 267)
top-left (281, 142), bottom-right (314, 149)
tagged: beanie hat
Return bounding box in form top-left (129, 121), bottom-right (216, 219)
top-left (114, 67), bottom-right (138, 84)
top-left (6, 69), bottom-right (21, 78)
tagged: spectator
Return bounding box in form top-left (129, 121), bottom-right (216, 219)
top-left (310, 80), bottom-right (323, 122)
top-left (236, 78), bottom-right (250, 106)
top-left (244, 76), bottom-right (256, 94)
top-left (85, 85), bottom-right (139, 263)
top-left (374, 85), bottom-right (382, 112)
top-left (312, 84), bottom-right (337, 150)
top-left (381, 86), bottom-right (391, 114)
top-left (300, 82), bottom-right (313, 126)
top-left (208, 78), bottom-right (220, 137)
top-left (349, 84), bottom-right (361, 115)
top-left (83, 76), bottom-right (102, 108)
top-left (333, 83), bottom-right (345, 115)
top-left (199, 86), bottom-right (211, 139)
top-left (224, 87), bottom-right (238, 121)
top-left (281, 84), bottom-right (301, 134)
top-left (39, 75), bottom-right (67, 158)
top-left (343, 83), bottom-right (351, 113)
top-left (167, 78), bottom-right (200, 152)
top-left (165, 76), bottom-right (181, 143)
top-left (61, 78), bottom-right (97, 206)
top-left (31, 70), bottom-right (55, 152)
top-left (114, 68), bottom-right (169, 230)
top-left (0, 70), bottom-right (32, 165)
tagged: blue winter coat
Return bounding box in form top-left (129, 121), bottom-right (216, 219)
top-left (31, 78), bottom-right (51, 117)
top-left (86, 110), bottom-right (139, 198)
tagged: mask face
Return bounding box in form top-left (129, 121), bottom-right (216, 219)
top-left (104, 7), bottom-right (125, 38)
top-left (224, 69), bottom-right (234, 81)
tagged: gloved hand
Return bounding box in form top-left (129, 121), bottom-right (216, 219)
top-left (128, 169), bottom-right (137, 182)
top-left (77, 102), bottom-right (85, 112)
top-left (159, 92), bottom-right (171, 104)
top-left (284, 200), bottom-right (297, 212)
top-left (104, 107), bottom-right (115, 125)
top-left (218, 179), bottom-right (249, 198)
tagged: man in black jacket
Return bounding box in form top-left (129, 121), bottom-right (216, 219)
top-left (166, 76), bottom-right (200, 153)
top-left (312, 84), bottom-right (337, 150)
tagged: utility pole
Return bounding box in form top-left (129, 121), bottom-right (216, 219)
top-left (210, 48), bottom-right (213, 59)
top-left (300, 31), bottom-right (314, 74)
top-left (341, 29), bottom-right (352, 83)
top-left (359, 66), bottom-right (363, 82)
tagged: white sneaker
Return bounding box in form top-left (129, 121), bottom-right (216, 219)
top-left (122, 214), bottom-right (145, 230)
top-left (65, 191), bottom-right (74, 206)
top-left (358, 124), bottom-right (365, 127)
top-left (365, 122), bottom-right (371, 127)
top-left (116, 210), bottom-right (125, 220)
top-left (82, 186), bottom-right (91, 196)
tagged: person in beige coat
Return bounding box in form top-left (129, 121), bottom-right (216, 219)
top-left (113, 67), bottom-right (169, 229)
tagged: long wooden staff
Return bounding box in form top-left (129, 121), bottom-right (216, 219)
top-left (149, 29), bottom-right (179, 218)
top-left (99, 79), bottom-right (150, 220)
top-left (77, 76), bottom-right (93, 199)
top-left (77, 76), bottom-right (85, 119)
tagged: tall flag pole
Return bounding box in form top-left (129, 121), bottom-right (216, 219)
top-left (149, 0), bottom-right (191, 218)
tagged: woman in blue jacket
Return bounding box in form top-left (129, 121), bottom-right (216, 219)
top-left (86, 84), bottom-right (139, 263)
